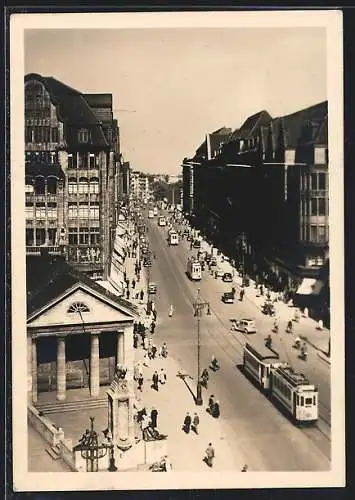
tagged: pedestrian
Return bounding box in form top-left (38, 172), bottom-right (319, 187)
top-left (212, 400), bottom-right (220, 419)
top-left (208, 394), bottom-right (215, 413)
top-left (182, 412), bottom-right (192, 433)
top-left (317, 319), bottom-right (324, 330)
top-left (143, 336), bottom-right (149, 350)
top-left (126, 279), bottom-right (130, 288)
top-left (137, 374), bottom-right (144, 391)
top-left (204, 443), bottom-right (215, 468)
top-left (169, 304), bottom-right (174, 317)
top-left (134, 363), bottom-right (140, 380)
top-left (153, 310), bottom-right (157, 321)
top-left (159, 368), bottom-right (167, 385)
top-left (150, 320), bottom-right (156, 334)
top-left (126, 289), bottom-right (130, 300)
top-left (152, 370), bottom-right (159, 391)
top-left (239, 288), bottom-right (245, 302)
top-left (133, 332), bottom-right (139, 349)
top-left (132, 279), bottom-right (136, 289)
top-left (150, 407), bottom-right (158, 429)
top-left (151, 301), bottom-right (156, 313)
top-left (151, 344), bottom-right (157, 359)
top-left (124, 271), bottom-right (127, 282)
top-left (161, 341), bottom-right (168, 358)
top-left (140, 290), bottom-right (144, 301)
top-left (192, 413), bottom-right (200, 434)
top-left (260, 284), bottom-right (264, 296)
top-left (135, 292), bottom-right (139, 300)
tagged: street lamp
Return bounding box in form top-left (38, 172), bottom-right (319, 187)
top-left (193, 289), bottom-right (211, 406)
top-left (76, 417), bottom-right (116, 472)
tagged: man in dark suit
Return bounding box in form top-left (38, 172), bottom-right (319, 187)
top-left (150, 407), bottom-right (158, 429)
top-left (152, 371), bottom-right (159, 391)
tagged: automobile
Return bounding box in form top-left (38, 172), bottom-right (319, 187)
top-left (193, 239), bottom-right (201, 249)
top-left (143, 258), bottom-right (151, 267)
top-left (148, 282), bottom-right (157, 294)
top-left (222, 291), bottom-right (235, 304)
top-left (210, 257), bottom-right (217, 267)
top-left (214, 267), bottom-right (225, 278)
top-left (222, 272), bottom-right (233, 282)
top-left (231, 318), bottom-right (257, 334)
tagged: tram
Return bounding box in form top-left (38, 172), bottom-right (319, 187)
top-left (243, 342), bottom-right (319, 424)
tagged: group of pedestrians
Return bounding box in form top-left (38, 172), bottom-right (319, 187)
top-left (182, 412), bottom-right (200, 435)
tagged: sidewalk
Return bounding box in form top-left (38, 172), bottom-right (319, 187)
top-left (198, 239), bottom-right (330, 363)
top-left (132, 343), bottom-right (245, 471)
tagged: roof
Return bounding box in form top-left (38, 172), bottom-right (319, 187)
top-left (25, 161), bottom-right (65, 180)
top-left (25, 73), bottom-right (109, 149)
top-left (278, 101), bottom-right (328, 148)
top-left (26, 255), bottom-right (138, 318)
top-left (231, 110), bottom-right (272, 140)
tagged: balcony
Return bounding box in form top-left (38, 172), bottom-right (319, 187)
top-left (26, 245), bottom-right (64, 256)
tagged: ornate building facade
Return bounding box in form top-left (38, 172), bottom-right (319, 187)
top-left (25, 73), bottom-right (121, 279)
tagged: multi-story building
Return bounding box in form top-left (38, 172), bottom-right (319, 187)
top-left (183, 103), bottom-right (329, 320)
top-left (24, 73), bottom-right (120, 279)
top-left (130, 171), bottom-right (150, 201)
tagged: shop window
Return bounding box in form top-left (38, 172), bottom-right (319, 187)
top-left (68, 227), bottom-right (78, 245)
top-left (79, 227), bottom-right (89, 245)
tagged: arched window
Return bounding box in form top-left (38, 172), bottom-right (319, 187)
top-left (68, 177), bottom-right (77, 194)
top-left (89, 177), bottom-right (99, 194)
top-left (78, 177), bottom-right (89, 194)
top-left (34, 177), bottom-right (45, 195)
top-left (47, 177), bottom-right (57, 194)
top-left (67, 302), bottom-right (90, 313)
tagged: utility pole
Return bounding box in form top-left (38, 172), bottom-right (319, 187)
top-left (193, 289), bottom-right (211, 406)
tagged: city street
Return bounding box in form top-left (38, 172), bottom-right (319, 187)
top-left (145, 210), bottom-right (331, 471)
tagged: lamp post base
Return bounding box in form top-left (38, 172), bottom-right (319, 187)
top-left (195, 383), bottom-right (203, 406)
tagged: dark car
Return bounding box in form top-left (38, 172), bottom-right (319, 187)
top-left (222, 272), bottom-right (233, 283)
top-left (193, 239), bottom-right (201, 249)
top-left (222, 291), bottom-right (235, 304)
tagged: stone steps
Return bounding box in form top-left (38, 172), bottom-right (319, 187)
top-left (45, 444), bottom-right (61, 460)
top-left (36, 397), bottom-right (107, 415)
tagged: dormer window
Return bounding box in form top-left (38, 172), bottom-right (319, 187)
top-left (78, 128), bottom-right (89, 144)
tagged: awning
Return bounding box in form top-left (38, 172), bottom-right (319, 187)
top-left (296, 278), bottom-right (316, 295)
top-left (112, 250), bottom-right (124, 267)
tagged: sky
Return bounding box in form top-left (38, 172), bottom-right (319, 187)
top-left (25, 27), bottom-right (327, 175)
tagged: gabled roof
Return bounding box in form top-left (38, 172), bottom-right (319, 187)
top-left (25, 161), bottom-right (65, 180)
top-left (25, 73), bottom-right (109, 149)
top-left (278, 101), bottom-right (327, 148)
top-left (26, 255), bottom-right (138, 318)
top-left (231, 110), bottom-right (272, 141)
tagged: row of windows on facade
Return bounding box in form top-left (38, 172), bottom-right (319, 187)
top-left (25, 204), bottom-right (100, 219)
top-left (25, 126), bottom-right (90, 145)
top-left (301, 223), bottom-right (328, 243)
top-left (25, 228), bottom-right (100, 246)
top-left (25, 179), bottom-right (100, 195)
top-left (301, 197), bottom-right (328, 217)
top-left (68, 153), bottom-right (99, 169)
top-left (68, 227), bottom-right (100, 245)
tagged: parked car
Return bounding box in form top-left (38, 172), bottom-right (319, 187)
top-left (148, 282), bottom-right (157, 294)
top-left (222, 272), bottom-right (233, 282)
top-left (231, 318), bottom-right (257, 334)
top-left (214, 267), bottom-right (225, 278)
top-left (222, 291), bottom-right (235, 304)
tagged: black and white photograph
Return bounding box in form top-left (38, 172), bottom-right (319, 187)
top-left (10, 10), bottom-right (344, 491)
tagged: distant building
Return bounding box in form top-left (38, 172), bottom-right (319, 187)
top-left (24, 73), bottom-right (122, 279)
top-left (130, 171), bottom-right (150, 200)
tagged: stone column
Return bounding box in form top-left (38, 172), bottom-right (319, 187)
top-left (56, 336), bottom-right (66, 401)
top-left (31, 338), bottom-right (37, 404)
top-left (90, 334), bottom-right (100, 397)
top-left (116, 331), bottom-right (124, 365)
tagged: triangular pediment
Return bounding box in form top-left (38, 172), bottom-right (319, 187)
top-left (27, 283), bottom-right (136, 328)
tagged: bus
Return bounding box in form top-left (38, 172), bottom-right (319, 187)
top-left (169, 232), bottom-right (179, 246)
top-left (158, 216), bottom-right (166, 227)
top-left (187, 258), bottom-right (202, 281)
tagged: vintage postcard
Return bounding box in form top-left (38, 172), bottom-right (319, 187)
top-left (10, 10), bottom-right (344, 491)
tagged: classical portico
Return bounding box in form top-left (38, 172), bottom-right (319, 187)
top-left (27, 262), bottom-right (138, 404)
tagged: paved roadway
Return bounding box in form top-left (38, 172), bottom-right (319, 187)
top-left (145, 211), bottom-right (331, 471)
